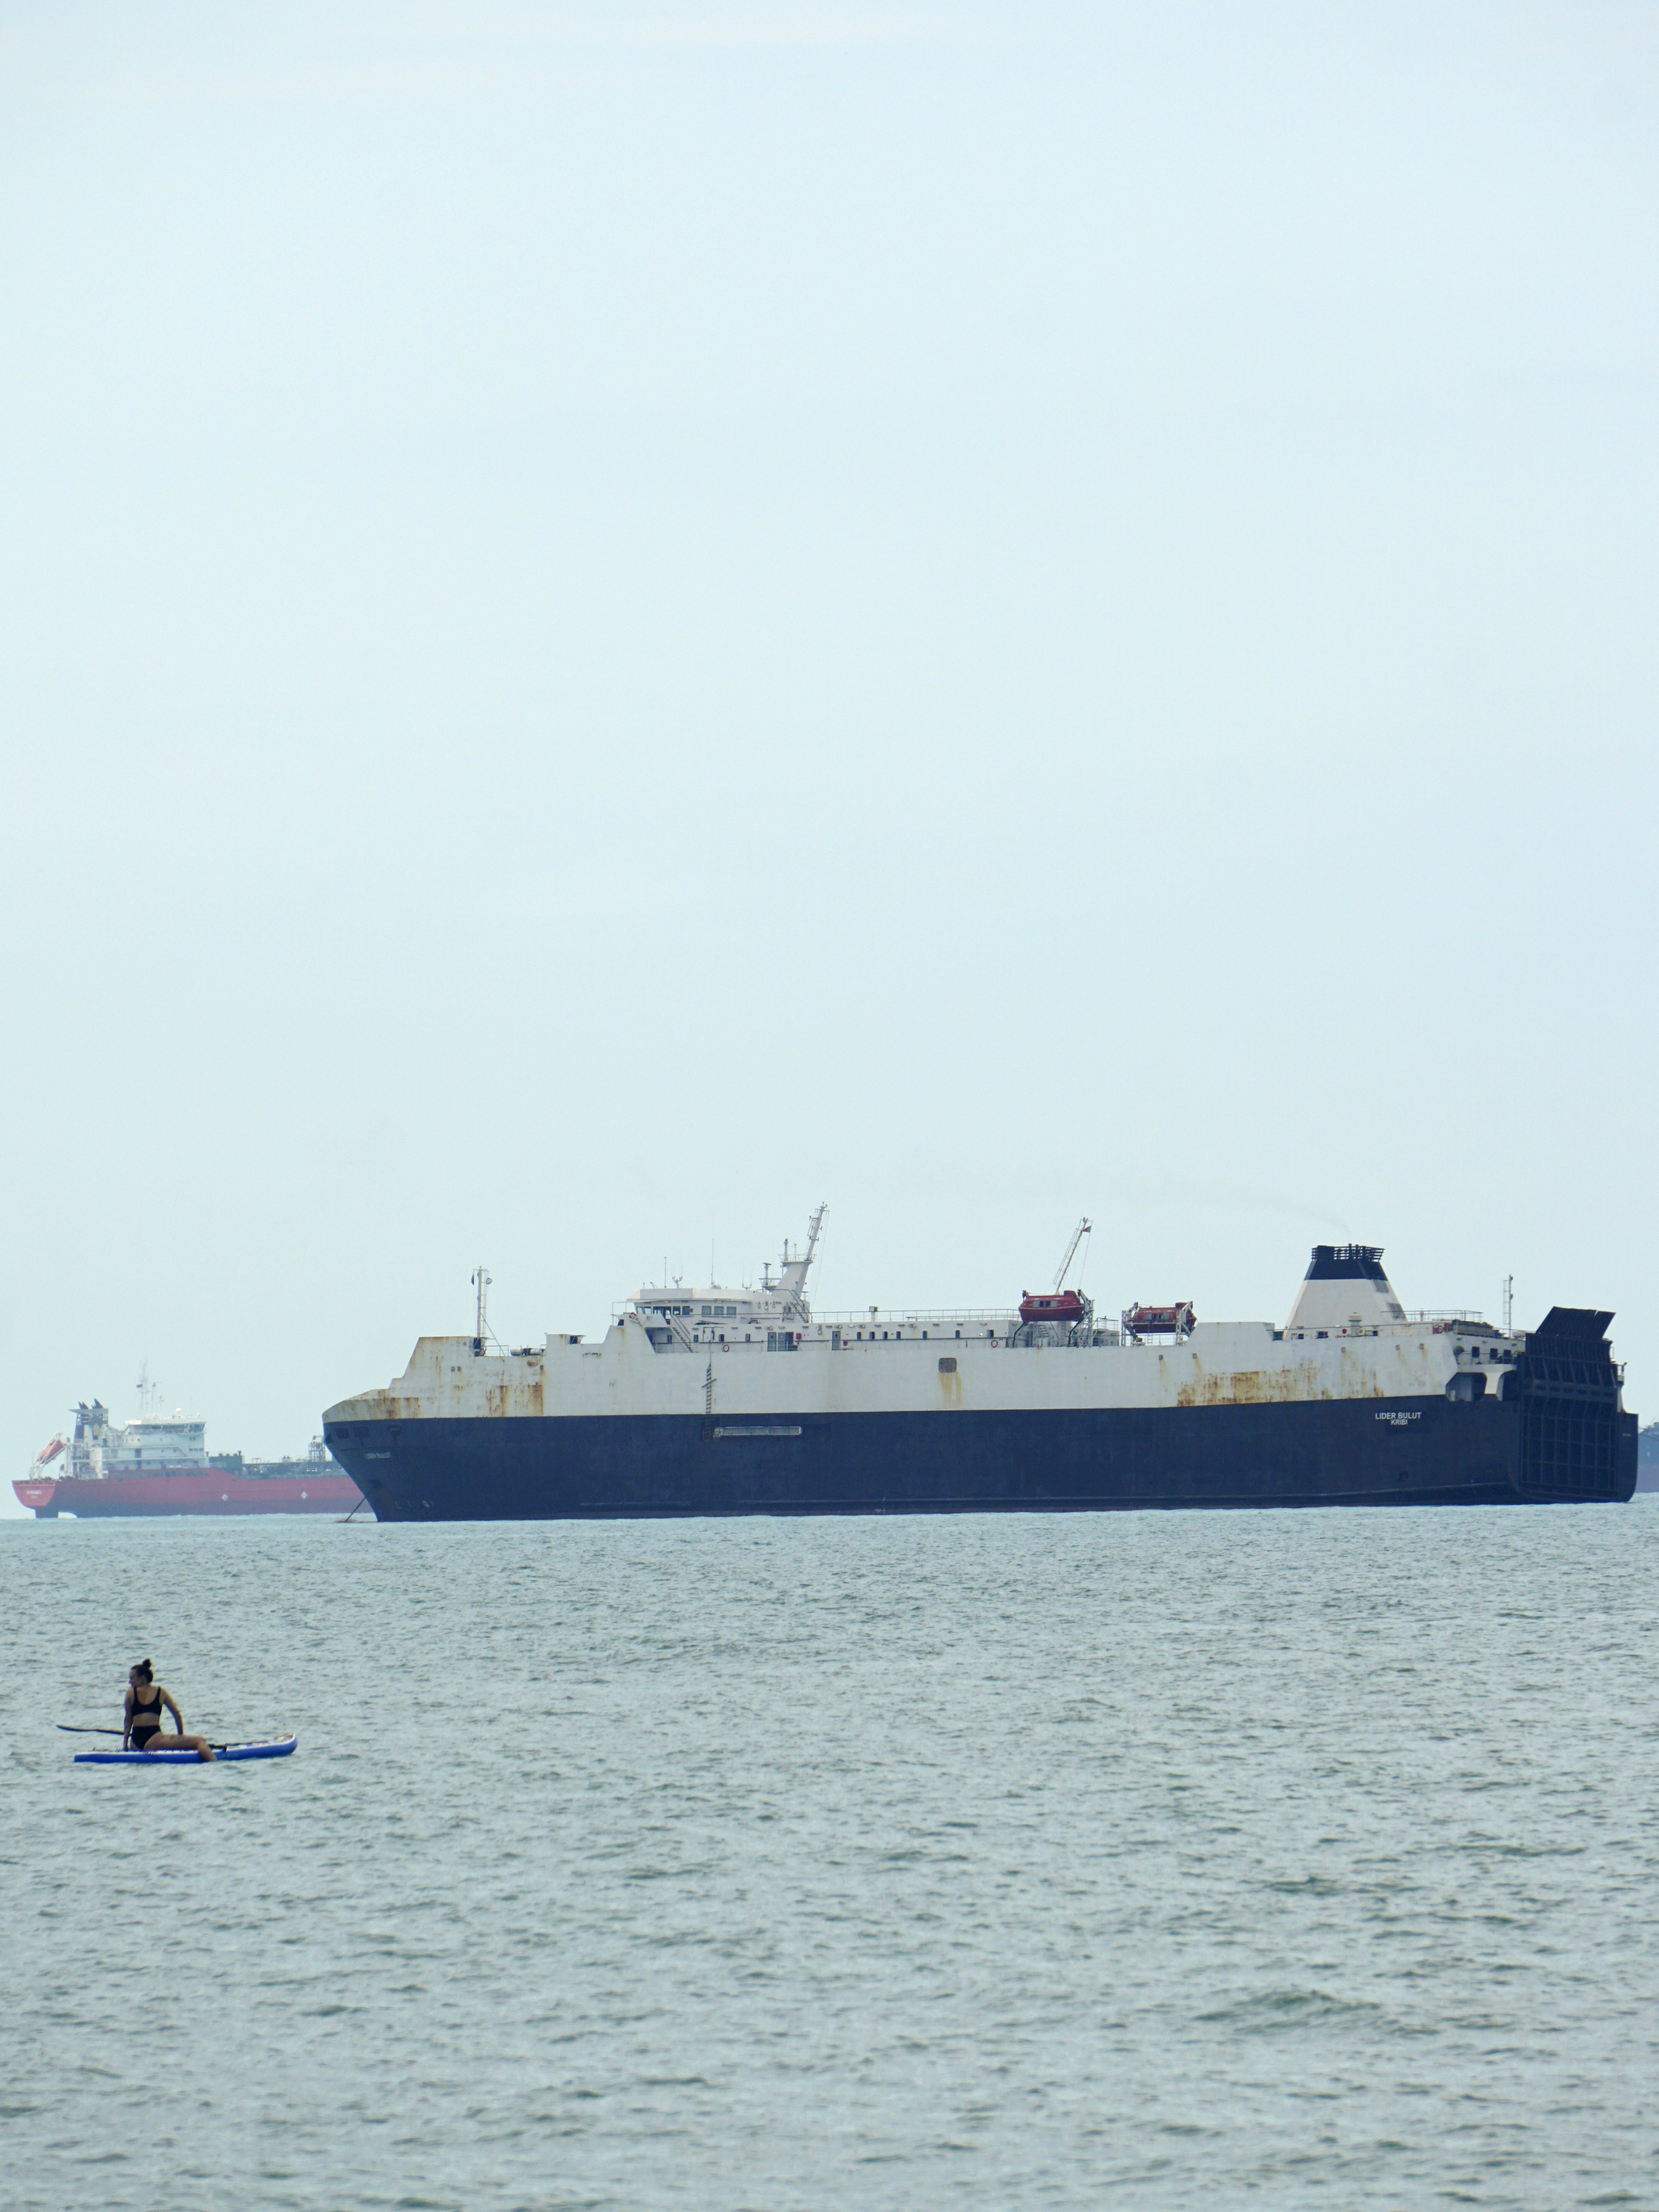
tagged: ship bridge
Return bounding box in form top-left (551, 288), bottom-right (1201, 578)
top-left (626, 1205), bottom-right (830, 1351)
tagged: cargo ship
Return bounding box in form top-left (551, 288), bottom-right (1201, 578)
top-left (322, 1210), bottom-right (1637, 1519)
top-left (15, 1376), bottom-right (361, 1517)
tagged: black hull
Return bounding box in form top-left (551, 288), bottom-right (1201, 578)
top-left (324, 1396), bottom-right (1639, 1521)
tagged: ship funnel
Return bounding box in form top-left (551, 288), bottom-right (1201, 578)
top-left (1286, 1245), bottom-right (1406, 1333)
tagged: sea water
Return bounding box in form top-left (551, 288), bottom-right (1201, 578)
top-left (5, 1503), bottom-right (1657, 2211)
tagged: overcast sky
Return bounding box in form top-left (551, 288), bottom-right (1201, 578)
top-left (3, 2), bottom-right (1657, 1507)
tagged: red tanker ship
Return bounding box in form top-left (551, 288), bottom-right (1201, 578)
top-left (15, 1377), bottom-right (361, 1518)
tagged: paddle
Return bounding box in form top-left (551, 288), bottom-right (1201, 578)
top-left (58, 1724), bottom-right (238, 1750)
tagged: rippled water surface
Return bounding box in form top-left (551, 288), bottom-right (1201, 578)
top-left (6, 1504), bottom-right (1659, 2210)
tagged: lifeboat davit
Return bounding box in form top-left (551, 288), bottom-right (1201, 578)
top-left (1018, 1289), bottom-right (1088, 1328)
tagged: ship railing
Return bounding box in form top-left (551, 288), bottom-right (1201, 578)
top-left (612, 1304), bottom-right (1026, 1331)
top-left (1405, 1309), bottom-right (1486, 1324)
top-left (811, 1309), bottom-right (1019, 1330)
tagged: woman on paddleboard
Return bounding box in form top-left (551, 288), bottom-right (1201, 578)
top-left (124, 1659), bottom-right (216, 1760)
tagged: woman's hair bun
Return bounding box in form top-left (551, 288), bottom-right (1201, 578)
top-left (133, 1656), bottom-right (154, 1681)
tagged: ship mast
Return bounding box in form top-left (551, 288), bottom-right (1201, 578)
top-left (471, 1267), bottom-right (492, 1354)
top-left (778, 1204), bottom-right (828, 1321)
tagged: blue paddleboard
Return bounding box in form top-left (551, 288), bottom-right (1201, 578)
top-left (75, 1734), bottom-right (297, 1764)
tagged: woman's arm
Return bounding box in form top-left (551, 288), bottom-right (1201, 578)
top-left (122, 1689), bottom-right (134, 1750)
top-left (161, 1687), bottom-right (185, 1734)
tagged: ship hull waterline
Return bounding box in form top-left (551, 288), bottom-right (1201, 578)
top-left (325, 1396), bottom-right (1639, 1521)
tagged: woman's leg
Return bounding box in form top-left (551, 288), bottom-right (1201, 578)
top-left (140, 1735), bottom-right (216, 1761)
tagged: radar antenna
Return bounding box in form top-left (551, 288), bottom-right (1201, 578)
top-left (134, 1361), bottom-right (161, 1419)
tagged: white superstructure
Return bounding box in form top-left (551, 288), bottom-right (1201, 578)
top-left (59, 1385), bottom-right (210, 1477)
top-left (334, 1217), bottom-right (1529, 1428)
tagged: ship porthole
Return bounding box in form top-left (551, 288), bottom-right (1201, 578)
top-left (221, 1494), bottom-right (228, 1502)
top-left (301, 1491), bottom-right (307, 1499)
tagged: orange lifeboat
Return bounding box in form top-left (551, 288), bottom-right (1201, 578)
top-left (1124, 1302), bottom-right (1196, 1336)
top-left (1018, 1289), bottom-right (1088, 1328)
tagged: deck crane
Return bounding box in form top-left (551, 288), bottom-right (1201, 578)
top-left (1052, 1217), bottom-right (1091, 1294)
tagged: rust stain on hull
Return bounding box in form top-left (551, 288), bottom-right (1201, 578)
top-left (1174, 1361), bottom-right (1377, 1409)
